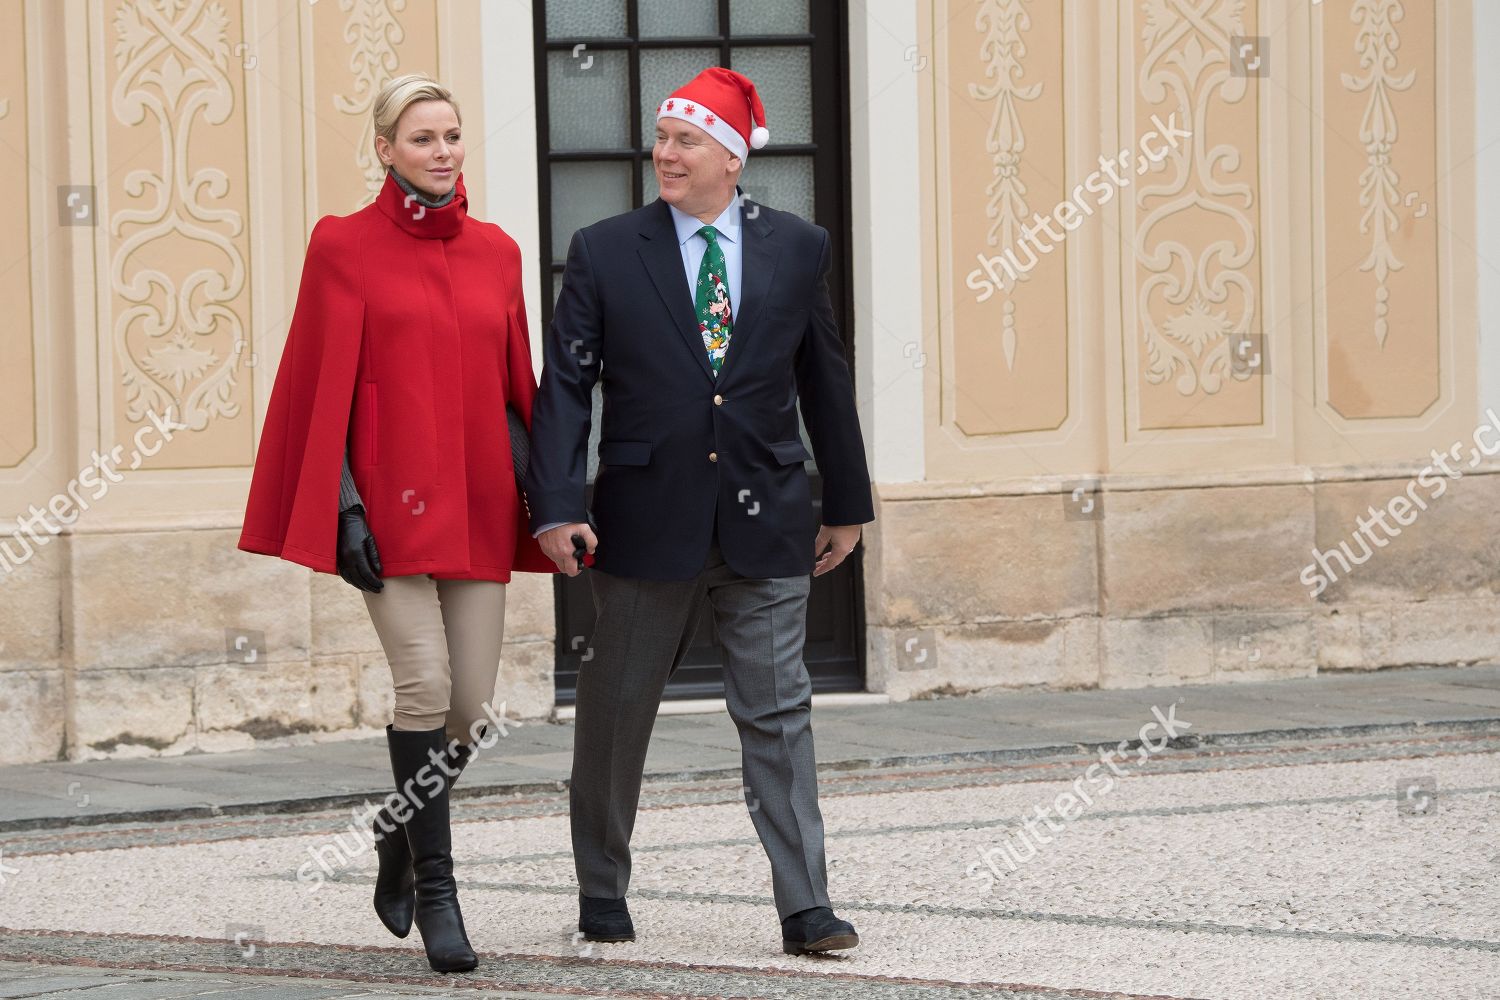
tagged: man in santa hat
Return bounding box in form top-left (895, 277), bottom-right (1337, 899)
top-left (526, 66), bottom-right (873, 956)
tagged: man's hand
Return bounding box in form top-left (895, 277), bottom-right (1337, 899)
top-left (813, 524), bottom-right (862, 578)
top-left (541, 522), bottom-right (598, 577)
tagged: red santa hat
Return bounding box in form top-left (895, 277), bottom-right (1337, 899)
top-left (655, 67), bottom-right (770, 162)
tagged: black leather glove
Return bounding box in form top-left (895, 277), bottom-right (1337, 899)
top-left (337, 506), bottom-right (384, 593)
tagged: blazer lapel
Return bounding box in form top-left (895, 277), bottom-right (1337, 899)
top-left (638, 201), bottom-right (715, 385)
top-left (717, 198), bottom-right (779, 386)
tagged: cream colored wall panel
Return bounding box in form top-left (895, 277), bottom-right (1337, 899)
top-left (1480, 1), bottom-right (1500, 417)
top-left (946, 0), bottom-right (1068, 437)
top-left (850, 0), bottom-right (925, 483)
top-left (925, 0), bottom-right (1104, 481)
top-left (1319, 0), bottom-right (1441, 420)
top-left (1300, 0), bottom-right (1475, 461)
top-left (1128, 0), bottom-right (1264, 431)
top-left (92, 0), bottom-right (256, 472)
top-left (437, 0), bottom-right (487, 221)
top-left (302, 0), bottom-right (442, 226)
top-left (1, 0), bottom-right (91, 534)
top-left (1102, 0), bottom-right (1297, 473)
top-left (0, 0), bottom-right (36, 470)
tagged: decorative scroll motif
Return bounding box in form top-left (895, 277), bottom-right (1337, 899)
top-left (1342, 0), bottom-right (1414, 348)
top-left (111, 0), bottom-right (246, 432)
top-left (333, 0), bottom-right (407, 207)
top-left (1137, 0), bottom-right (1256, 397)
top-left (968, 0), bottom-right (1040, 372)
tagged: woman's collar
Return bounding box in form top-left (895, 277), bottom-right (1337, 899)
top-left (375, 169), bottom-right (468, 239)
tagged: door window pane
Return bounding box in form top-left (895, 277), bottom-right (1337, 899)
top-left (730, 0), bottom-right (808, 35)
top-left (730, 47), bottom-right (812, 143)
top-left (640, 0), bottom-right (718, 38)
top-left (640, 48), bottom-right (720, 141)
top-left (739, 155), bottom-right (815, 221)
top-left (547, 49), bottom-right (631, 151)
top-left (551, 161), bottom-right (633, 262)
top-left (546, 0), bottom-right (627, 38)
top-left (642, 159), bottom-right (659, 204)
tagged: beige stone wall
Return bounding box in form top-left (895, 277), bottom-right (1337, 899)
top-left (1, 0), bottom-right (1488, 763)
top-left (0, 0), bottom-right (553, 765)
top-left (866, 462), bottom-right (1500, 699)
top-left (882, 0), bottom-right (1489, 700)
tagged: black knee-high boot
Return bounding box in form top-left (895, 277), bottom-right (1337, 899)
top-left (373, 725), bottom-right (480, 939)
top-left (385, 725), bottom-right (479, 972)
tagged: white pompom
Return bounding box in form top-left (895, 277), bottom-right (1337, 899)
top-left (750, 125), bottom-right (770, 149)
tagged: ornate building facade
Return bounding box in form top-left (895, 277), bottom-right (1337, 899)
top-left (0, 0), bottom-right (1494, 763)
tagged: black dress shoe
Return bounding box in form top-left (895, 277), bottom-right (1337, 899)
top-left (781, 906), bottom-right (859, 955)
top-left (578, 892), bottom-right (635, 943)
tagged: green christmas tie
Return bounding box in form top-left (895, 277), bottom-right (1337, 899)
top-left (694, 226), bottom-right (734, 376)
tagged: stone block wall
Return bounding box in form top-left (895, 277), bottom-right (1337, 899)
top-left (864, 467), bottom-right (1500, 700)
top-left (0, 521), bottom-right (557, 765)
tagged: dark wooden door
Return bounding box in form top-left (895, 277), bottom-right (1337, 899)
top-left (533, 0), bottom-right (863, 703)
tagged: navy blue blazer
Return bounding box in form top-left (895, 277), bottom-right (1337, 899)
top-left (525, 193), bottom-right (875, 581)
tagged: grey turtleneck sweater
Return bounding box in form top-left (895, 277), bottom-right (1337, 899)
top-left (387, 164), bottom-right (457, 209)
top-left (338, 168), bottom-right (458, 516)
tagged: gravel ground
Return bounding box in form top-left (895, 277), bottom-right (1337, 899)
top-left (0, 731), bottom-right (1495, 999)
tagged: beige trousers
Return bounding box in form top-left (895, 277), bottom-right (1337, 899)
top-left (362, 574), bottom-right (507, 746)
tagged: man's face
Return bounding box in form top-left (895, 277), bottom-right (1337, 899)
top-left (652, 118), bottom-right (741, 217)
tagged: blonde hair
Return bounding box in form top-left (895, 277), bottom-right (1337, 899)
top-left (372, 73), bottom-right (462, 160)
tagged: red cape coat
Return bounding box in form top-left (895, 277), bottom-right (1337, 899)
top-left (239, 171), bottom-right (557, 582)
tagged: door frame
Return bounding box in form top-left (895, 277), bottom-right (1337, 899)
top-left (531, 0), bottom-right (865, 704)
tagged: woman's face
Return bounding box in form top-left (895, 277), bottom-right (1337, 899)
top-left (376, 100), bottom-right (464, 199)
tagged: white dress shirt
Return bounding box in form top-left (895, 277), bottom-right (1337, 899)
top-left (669, 189), bottom-right (745, 328)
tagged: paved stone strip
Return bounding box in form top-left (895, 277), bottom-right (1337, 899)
top-left (310, 879), bottom-right (1495, 958)
top-left (5, 661), bottom-right (1497, 833)
top-left (0, 739), bottom-right (1493, 998)
top-left (0, 935), bottom-right (1203, 1000)
top-left (5, 729), bottom-right (1494, 858)
top-left (340, 780), bottom-right (1500, 872)
top-left (0, 959), bottom-right (482, 998)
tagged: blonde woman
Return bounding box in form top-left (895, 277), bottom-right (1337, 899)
top-left (240, 73), bottom-right (556, 973)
